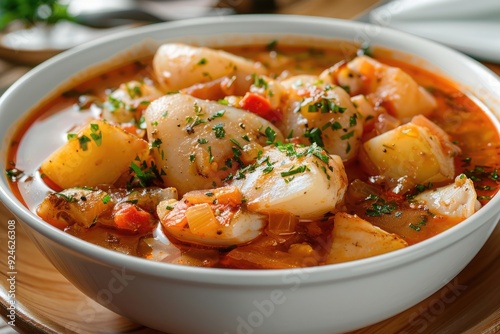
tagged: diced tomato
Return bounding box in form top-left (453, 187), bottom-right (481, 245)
top-left (113, 202), bottom-right (154, 234)
top-left (239, 92), bottom-right (281, 122)
top-left (379, 100), bottom-right (397, 118)
top-left (121, 123), bottom-right (139, 134)
top-left (384, 190), bottom-right (404, 202)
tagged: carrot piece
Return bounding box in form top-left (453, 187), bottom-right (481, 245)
top-left (113, 202), bottom-right (153, 233)
top-left (212, 186), bottom-right (243, 206)
top-left (239, 92), bottom-right (281, 122)
top-left (183, 186), bottom-right (243, 206)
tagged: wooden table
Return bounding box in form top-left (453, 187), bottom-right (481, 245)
top-left (0, 0), bottom-right (499, 333)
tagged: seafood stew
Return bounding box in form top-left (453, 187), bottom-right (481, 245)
top-left (6, 41), bottom-right (500, 269)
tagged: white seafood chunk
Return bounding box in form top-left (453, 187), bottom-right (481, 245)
top-left (334, 56), bottom-right (437, 121)
top-left (279, 75), bottom-right (364, 161)
top-left (153, 43), bottom-right (266, 92)
top-left (144, 93), bottom-right (284, 195)
top-left (232, 143), bottom-right (348, 220)
top-left (414, 174), bottom-right (481, 219)
top-left (101, 80), bottom-right (162, 124)
top-left (326, 212), bottom-right (408, 264)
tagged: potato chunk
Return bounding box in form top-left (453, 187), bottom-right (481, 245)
top-left (362, 115), bottom-right (459, 185)
top-left (37, 188), bottom-right (114, 229)
top-left (414, 174), bottom-right (481, 219)
top-left (41, 120), bottom-right (149, 189)
top-left (326, 212), bottom-right (407, 264)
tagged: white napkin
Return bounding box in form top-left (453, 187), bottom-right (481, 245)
top-left (369, 0), bottom-right (500, 62)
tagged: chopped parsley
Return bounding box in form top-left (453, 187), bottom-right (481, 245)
top-left (340, 130), bottom-right (354, 140)
top-left (262, 165), bottom-right (274, 174)
top-left (186, 116), bottom-right (206, 134)
top-left (365, 194), bottom-right (397, 217)
top-left (212, 123), bottom-right (226, 138)
top-left (208, 110), bottom-right (226, 121)
top-left (67, 133), bottom-right (78, 141)
top-left (78, 135), bottom-right (92, 151)
top-left (56, 192), bottom-right (77, 202)
top-left (129, 159), bottom-right (164, 188)
top-left (106, 95), bottom-right (125, 112)
top-left (265, 126), bottom-right (277, 144)
top-left (304, 127), bottom-right (324, 147)
top-left (253, 74), bottom-right (268, 89)
top-left (407, 182), bottom-right (434, 200)
top-left (266, 39), bottom-right (278, 51)
top-left (88, 124), bottom-right (102, 146)
top-left (357, 44), bottom-right (373, 57)
top-left (477, 195), bottom-right (492, 201)
top-left (281, 165), bottom-right (307, 177)
top-left (230, 138), bottom-right (244, 150)
top-left (193, 102), bottom-right (203, 115)
top-left (349, 114), bottom-right (358, 127)
top-left (308, 98), bottom-right (346, 114)
top-left (331, 121), bottom-right (342, 130)
top-left (125, 83), bottom-right (142, 98)
top-left (409, 215), bottom-right (428, 231)
top-left (463, 162), bottom-right (499, 182)
top-left (151, 138), bottom-right (162, 149)
top-left (101, 194), bottom-right (112, 204)
top-left (208, 146), bottom-right (214, 163)
top-left (5, 168), bottom-right (25, 182)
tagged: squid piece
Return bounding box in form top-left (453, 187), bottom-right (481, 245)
top-left (324, 56), bottom-right (437, 121)
top-left (231, 143), bottom-right (348, 220)
top-left (37, 188), bottom-right (114, 229)
top-left (362, 115), bottom-right (460, 186)
top-left (41, 120), bottom-right (149, 189)
top-left (144, 93), bottom-right (284, 196)
top-left (153, 43), bottom-right (267, 92)
top-left (279, 75), bottom-right (364, 161)
top-left (414, 174), bottom-right (481, 219)
top-left (159, 186), bottom-right (266, 247)
top-left (101, 80), bottom-right (163, 124)
top-left (326, 212), bottom-right (408, 264)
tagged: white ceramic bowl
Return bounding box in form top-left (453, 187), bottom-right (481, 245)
top-left (1, 15), bottom-right (500, 334)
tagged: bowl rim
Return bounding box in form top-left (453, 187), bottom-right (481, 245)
top-left (1, 14), bottom-right (499, 286)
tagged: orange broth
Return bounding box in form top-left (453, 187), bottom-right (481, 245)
top-left (6, 44), bottom-right (500, 268)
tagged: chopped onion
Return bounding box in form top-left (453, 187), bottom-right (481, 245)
top-left (267, 212), bottom-right (298, 235)
top-left (185, 203), bottom-right (219, 235)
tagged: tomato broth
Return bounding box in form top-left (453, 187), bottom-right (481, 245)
top-left (6, 43), bottom-right (500, 269)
